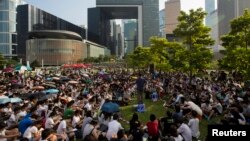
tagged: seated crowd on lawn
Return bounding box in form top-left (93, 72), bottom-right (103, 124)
top-left (0, 67), bottom-right (249, 141)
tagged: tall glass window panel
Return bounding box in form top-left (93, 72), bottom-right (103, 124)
top-left (0, 11), bottom-right (8, 21)
top-left (0, 22), bottom-right (9, 32)
top-left (0, 33), bottom-right (9, 43)
top-left (0, 0), bottom-right (9, 10)
top-left (0, 44), bottom-right (9, 54)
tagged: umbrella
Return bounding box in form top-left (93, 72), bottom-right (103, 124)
top-left (46, 82), bottom-right (56, 85)
top-left (60, 77), bottom-right (70, 82)
top-left (52, 77), bottom-right (60, 80)
top-left (29, 92), bottom-right (46, 99)
top-left (38, 93), bottom-right (57, 101)
top-left (15, 66), bottom-right (32, 71)
top-left (10, 97), bottom-right (22, 103)
top-left (62, 64), bottom-right (71, 68)
top-left (0, 98), bottom-right (11, 104)
top-left (0, 97), bottom-right (22, 104)
top-left (83, 73), bottom-right (89, 77)
top-left (32, 86), bottom-right (45, 90)
top-left (68, 81), bottom-right (78, 84)
top-left (46, 77), bottom-right (52, 81)
top-left (101, 102), bottom-right (119, 113)
top-left (44, 89), bottom-right (59, 94)
top-left (42, 83), bottom-right (56, 88)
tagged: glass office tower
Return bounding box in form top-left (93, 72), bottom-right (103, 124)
top-left (0, 0), bottom-right (23, 58)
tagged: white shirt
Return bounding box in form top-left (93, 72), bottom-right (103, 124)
top-left (17, 111), bottom-right (27, 120)
top-left (82, 117), bottom-right (92, 131)
top-left (84, 103), bottom-right (92, 111)
top-left (7, 113), bottom-right (16, 127)
top-left (57, 120), bottom-right (67, 134)
top-left (106, 120), bottom-right (123, 140)
top-left (45, 118), bottom-right (55, 129)
top-left (186, 101), bottom-right (203, 116)
top-left (177, 123), bottom-right (192, 141)
top-left (174, 135), bottom-right (183, 141)
top-left (23, 126), bottom-right (38, 140)
top-left (188, 118), bottom-right (200, 138)
top-left (82, 124), bottom-right (94, 139)
top-left (72, 116), bottom-right (80, 128)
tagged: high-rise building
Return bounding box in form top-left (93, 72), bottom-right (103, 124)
top-left (0, 0), bottom-right (24, 58)
top-left (88, 0), bottom-right (159, 54)
top-left (218, 0), bottom-right (250, 37)
top-left (159, 9), bottom-right (165, 37)
top-left (165, 0), bottom-right (180, 34)
top-left (205, 0), bottom-right (219, 53)
top-left (16, 4), bottom-right (86, 61)
top-left (123, 20), bottom-right (137, 54)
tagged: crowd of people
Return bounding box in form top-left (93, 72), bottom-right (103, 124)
top-left (0, 66), bottom-right (249, 141)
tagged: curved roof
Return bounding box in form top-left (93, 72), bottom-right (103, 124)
top-left (28, 30), bottom-right (83, 41)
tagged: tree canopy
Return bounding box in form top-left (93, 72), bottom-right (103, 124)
top-left (173, 8), bottom-right (214, 74)
top-left (219, 9), bottom-right (250, 79)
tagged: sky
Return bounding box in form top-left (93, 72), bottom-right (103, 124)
top-left (24, 0), bottom-right (204, 27)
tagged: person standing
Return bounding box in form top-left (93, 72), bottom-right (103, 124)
top-left (136, 73), bottom-right (146, 104)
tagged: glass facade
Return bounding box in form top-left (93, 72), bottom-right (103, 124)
top-left (88, 0), bottom-right (159, 52)
top-left (16, 4), bottom-right (87, 61)
top-left (26, 38), bottom-right (85, 66)
top-left (0, 0), bottom-right (22, 57)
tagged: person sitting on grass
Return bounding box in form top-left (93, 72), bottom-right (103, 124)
top-left (146, 114), bottom-right (159, 141)
top-left (176, 118), bottom-right (192, 141)
top-left (188, 111), bottom-right (200, 140)
top-left (180, 97), bottom-right (202, 120)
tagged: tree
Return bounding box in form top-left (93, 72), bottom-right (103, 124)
top-left (149, 37), bottom-right (171, 71)
top-left (126, 46), bottom-right (152, 68)
top-left (30, 60), bottom-right (40, 68)
top-left (0, 53), bottom-right (5, 69)
top-left (219, 9), bottom-right (250, 79)
top-left (173, 8), bottom-right (214, 75)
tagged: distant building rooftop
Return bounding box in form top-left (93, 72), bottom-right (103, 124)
top-left (28, 30), bottom-right (82, 41)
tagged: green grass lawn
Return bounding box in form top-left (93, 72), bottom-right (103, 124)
top-left (119, 98), bottom-right (221, 141)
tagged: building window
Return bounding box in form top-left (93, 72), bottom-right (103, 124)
top-left (0, 0), bottom-right (9, 10)
top-left (0, 33), bottom-right (9, 43)
top-left (0, 22), bottom-right (8, 32)
top-left (0, 11), bottom-right (8, 21)
top-left (0, 44), bottom-right (9, 54)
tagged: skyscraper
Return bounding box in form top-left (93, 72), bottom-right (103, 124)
top-left (165, 0), bottom-right (180, 34)
top-left (0, 0), bottom-right (23, 58)
top-left (159, 9), bottom-right (165, 37)
top-left (123, 20), bottom-right (137, 54)
top-left (205, 0), bottom-right (219, 53)
top-left (88, 0), bottom-right (159, 54)
top-left (218, 0), bottom-right (250, 37)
